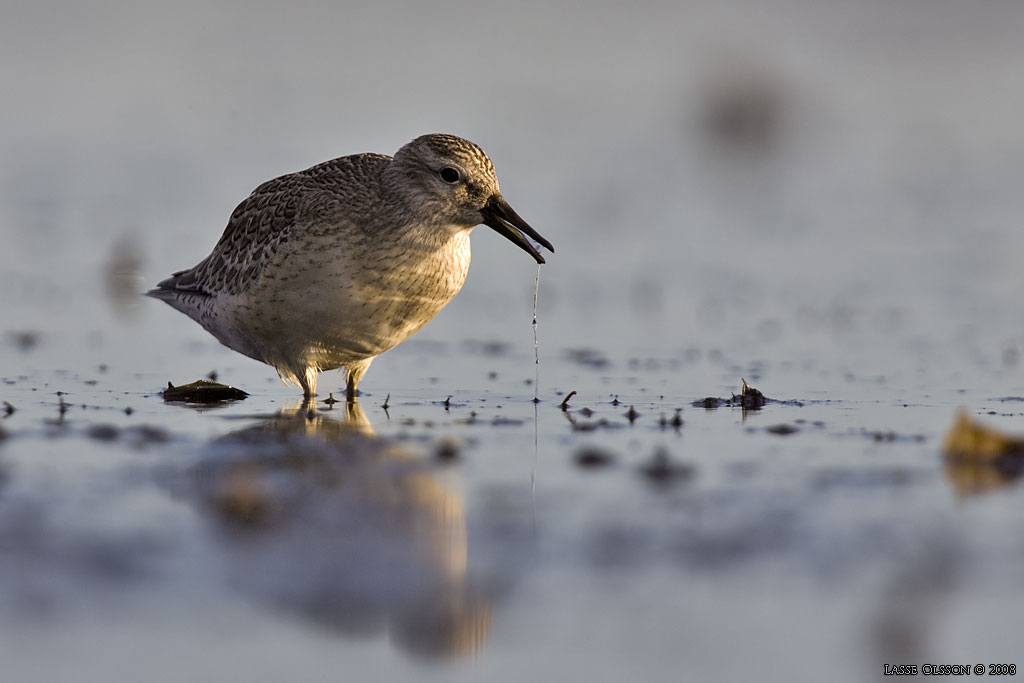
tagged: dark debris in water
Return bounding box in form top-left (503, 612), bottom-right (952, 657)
top-left (695, 397), bottom-right (725, 409)
top-left (639, 449), bottom-right (695, 487)
top-left (162, 380), bottom-right (248, 403)
top-left (559, 390), bottom-right (576, 410)
top-left (574, 447), bottom-right (615, 469)
top-left (434, 438), bottom-right (460, 462)
top-left (693, 379), bottom-right (802, 411)
top-left (565, 348), bottom-right (610, 369)
top-left (863, 429), bottom-right (927, 444)
top-left (658, 410), bottom-right (684, 430)
top-left (765, 423), bottom-right (799, 436)
top-left (570, 418), bottom-right (622, 433)
top-left (87, 424), bottom-right (120, 442)
top-left (129, 425), bottom-right (172, 447)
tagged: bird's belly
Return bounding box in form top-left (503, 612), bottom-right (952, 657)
top-left (317, 284), bottom-right (457, 359)
top-left (228, 236), bottom-right (471, 369)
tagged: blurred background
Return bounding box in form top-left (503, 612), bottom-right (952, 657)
top-left (3, 2), bottom-right (1024, 681)
top-left (4, 0), bottom-right (1023, 381)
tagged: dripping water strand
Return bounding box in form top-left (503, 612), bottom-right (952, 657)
top-left (532, 264), bottom-right (541, 403)
top-left (531, 264), bottom-right (541, 524)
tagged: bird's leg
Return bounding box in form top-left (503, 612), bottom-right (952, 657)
top-left (300, 367), bottom-right (318, 399)
top-left (345, 358), bottom-right (373, 403)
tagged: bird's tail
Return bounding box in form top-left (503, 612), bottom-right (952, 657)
top-left (145, 269), bottom-right (211, 301)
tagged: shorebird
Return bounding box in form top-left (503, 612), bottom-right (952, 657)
top-left (148, 133), bottom-right (553, 401)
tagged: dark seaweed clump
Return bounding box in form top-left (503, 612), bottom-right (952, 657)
top-left (162, 380), bottom-right (248, 403)
top-left (694, 379), bottom-right (766, 410)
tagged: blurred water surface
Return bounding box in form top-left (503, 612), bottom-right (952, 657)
top-left (3, 1), bottom-right (1024, 681)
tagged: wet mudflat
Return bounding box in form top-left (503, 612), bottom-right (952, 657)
top-left (2, 339), bottom-right (1024, 682)
top-left (5, 2), bottom-right (1024, 681)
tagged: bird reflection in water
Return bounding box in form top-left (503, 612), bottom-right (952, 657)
top-left (191, 399), bottom-right (491, 659)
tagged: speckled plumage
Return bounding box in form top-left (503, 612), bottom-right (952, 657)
top-left (148, 134), bottom-right (553, 400)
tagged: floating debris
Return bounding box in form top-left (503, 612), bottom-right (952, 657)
top-left (736, 379), bottom-right (765, 409)
top-left (434, 438), bottom-right (460, 462)
top-left (86, 424), bottom-right (120, 442)
top-left (571, 418), bottom-right (621, 433)
top-left (695, 396), bottom-right (724, 409)
top-left (639, 448), bottom-right (695, 487)
top-left (691, 379), bottom-right (798, 410)
top-left (943, 411), bottom-right (1024, 496)
top-left (862, 429), bottom-right (926, 443)
top-left (127, 424), bottom-right (171, 447)
top-left (765, 423), bottom-right (798, 436)
top-left (565, 348), bottom-right (610, 369)
top-left (162, 380), bottom-right (248, 403)
top-left (574, 447), bottom-right (615, 469)
top-left (658, 409), bottom-right (684, 430)
top-left (559, 390), bottom-right (577, 411)
top-left (943, 411), bottom-right (1024, 463)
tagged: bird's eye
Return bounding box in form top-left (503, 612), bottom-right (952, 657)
top-left (439, 167), bottom-right (461, 183)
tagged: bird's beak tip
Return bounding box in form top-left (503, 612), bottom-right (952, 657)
top-left (481, 195), bottom-right (553, 263)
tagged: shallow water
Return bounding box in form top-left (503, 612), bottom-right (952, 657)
top-left (4, 2), bottom-right (1024, 681)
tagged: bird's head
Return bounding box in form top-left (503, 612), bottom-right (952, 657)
top-left (386, 134), bottom-right (553, 264)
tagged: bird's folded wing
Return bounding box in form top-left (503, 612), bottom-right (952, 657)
top-left (153, 175), bottom-right (337, 297)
